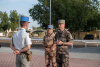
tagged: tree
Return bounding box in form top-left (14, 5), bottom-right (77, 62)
top-left (0, 11), bottom-right (3, 31)
top-left (32, 26), bottom-right (37, 30)
top-left (0, 11), bottom-right (11, 36)
top-left (29, 0), bottom-right (100, 38)
top-left (9, 10), bottom-right (20, 31)
top-left (83, 11), bottom-right (100, 31)
top-left (0, 10), bottom-right (24, 36)
top-left (0, 12), bottom-right (10, 31)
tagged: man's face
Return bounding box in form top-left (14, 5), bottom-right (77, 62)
top-left (48, 28), bottom-right (53, 34)
top-left (58, 23), bottom-right (65, 29)
top-left (25, 22), bottom-right (29, 29)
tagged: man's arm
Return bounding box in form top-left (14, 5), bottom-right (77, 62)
top-left (43, 43), bottom-right (45, 48)
top-left (43, 42), bottom-right (50, 52)
top-left (10, 44), bottom-right (16, 51)
top-left (51, 35), bottom-right (57, 50)
top-left (62, 31), bottom-right (73, 46)
top-left (10, 37), bottom-right (20, 55)
top-left (57, 31), bottom-right (73, 46)
top-left (63, 42), bottom-right (73, 46)
top-left (20, 44), bottom-right (31, 53)
top-left (54, 33), bottom-right (57, 44)
top-left (57, 41), bottom-right (73, 46)
top-left (42, 36), bottom-right (46, 48)
top-left (43, 36), bottom-right (51, 52)
top-left (10, 44), bottom-right (20, 55)
top-left (10, 37), bottom-right (16, 51)
top-left (51, 43), bottom-right (56, 50)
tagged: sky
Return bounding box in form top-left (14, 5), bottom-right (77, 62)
top-left (0, 0), bottom-right (40, 29)
top-left (0, 0), bottom-right (100, 29)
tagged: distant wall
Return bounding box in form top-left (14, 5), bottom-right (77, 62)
top-left (38, 32), bottom-right (45, 38)
top-left (74, 31), bottom-right (99, 39)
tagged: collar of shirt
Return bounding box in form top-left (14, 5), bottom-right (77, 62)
top-left (21, 28), bottom-right (25, 30)
top-left (20, 28), bottom-right (29, 39)
top-left (20, 28), bottom-right (27, 31)
top-left (60, 29), bottom-right (66, 33)
top-left (47, 33), bottom-right (53, 37)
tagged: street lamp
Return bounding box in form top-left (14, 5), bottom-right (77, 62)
top-left (50, 0), bottom-right (51, 25)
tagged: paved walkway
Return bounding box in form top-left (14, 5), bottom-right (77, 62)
top-left (0, 47), bottom-right (100, 67)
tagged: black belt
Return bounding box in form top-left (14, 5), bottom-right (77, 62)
top-left (21, 52), bottom-right (26, 54)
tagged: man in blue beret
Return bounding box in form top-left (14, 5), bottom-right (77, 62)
top-left (10, 16), bottom-right (32, 67)
top-left (43, 25), bottom-right (57, 67)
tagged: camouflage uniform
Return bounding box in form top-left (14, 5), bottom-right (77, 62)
top-left (43, 33), bottom-right (57, 67)
top-left (55, 29), bottom-right (73, 67)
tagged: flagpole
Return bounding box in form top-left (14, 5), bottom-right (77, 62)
top-left (50, 0), bottom-right (51, 25)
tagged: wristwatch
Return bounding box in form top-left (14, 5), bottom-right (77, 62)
top-left (50, 48), bottom-right (51, 50)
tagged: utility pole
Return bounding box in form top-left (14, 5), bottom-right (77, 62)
top-left (50, 0), bottom-right (51, 25)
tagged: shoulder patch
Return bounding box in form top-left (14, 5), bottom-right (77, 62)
top-left (71, 35), bottom-right (73, 39)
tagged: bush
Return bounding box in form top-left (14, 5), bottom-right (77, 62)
top-left (9, 36), bottom-right (12, 38)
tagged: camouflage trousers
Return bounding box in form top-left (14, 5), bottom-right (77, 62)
top-left (56, 53), bottom-right (69, 67)
top-left (45, 51), bottom-right (57, 67)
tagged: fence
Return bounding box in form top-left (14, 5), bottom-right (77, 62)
top-left (0, 37), bottom-right (99, 49)
top-left (72, 40), bottom-right (100, 49)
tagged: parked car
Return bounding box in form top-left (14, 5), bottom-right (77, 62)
top-left (84, 34), bottom-right (94, 40)
top-left (97, 35), bottom-right (99, 39)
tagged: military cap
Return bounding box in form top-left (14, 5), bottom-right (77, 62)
top-left (58, 19), bottom-right (65, 24)
top-left (48, 25), bottom-right (53, 29)
top-left (20, 16), bottom-right (30, 23)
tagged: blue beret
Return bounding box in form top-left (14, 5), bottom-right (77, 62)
top-left (20, 16), bottom-right (30, 22)
top-left (48, 25), bottom-right (53, 29)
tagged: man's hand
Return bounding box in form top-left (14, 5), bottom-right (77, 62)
top-left (45, 48), bottom-right (50, 52)
top-left (51, 44), bottom-right (56, 51)
top-left (57, 39), bottom-right (63, 45)
top-left (13, 49), bottom-right (20, 55)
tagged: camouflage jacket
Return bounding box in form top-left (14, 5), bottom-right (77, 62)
top-left (43, 33), bottom-right (55, 49)
top-left (55, 29), bottom-right (73, 55)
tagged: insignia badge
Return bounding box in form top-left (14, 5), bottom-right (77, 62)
top-left (71, 35), bottom-right (73, 39)
top-left (48, 38), bottom-right (49, 39)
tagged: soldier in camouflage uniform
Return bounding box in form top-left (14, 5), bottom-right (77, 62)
top-left (55, 20), bottom-right (73, 67)
top-left (43, 25), bottom-right (57, 67)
